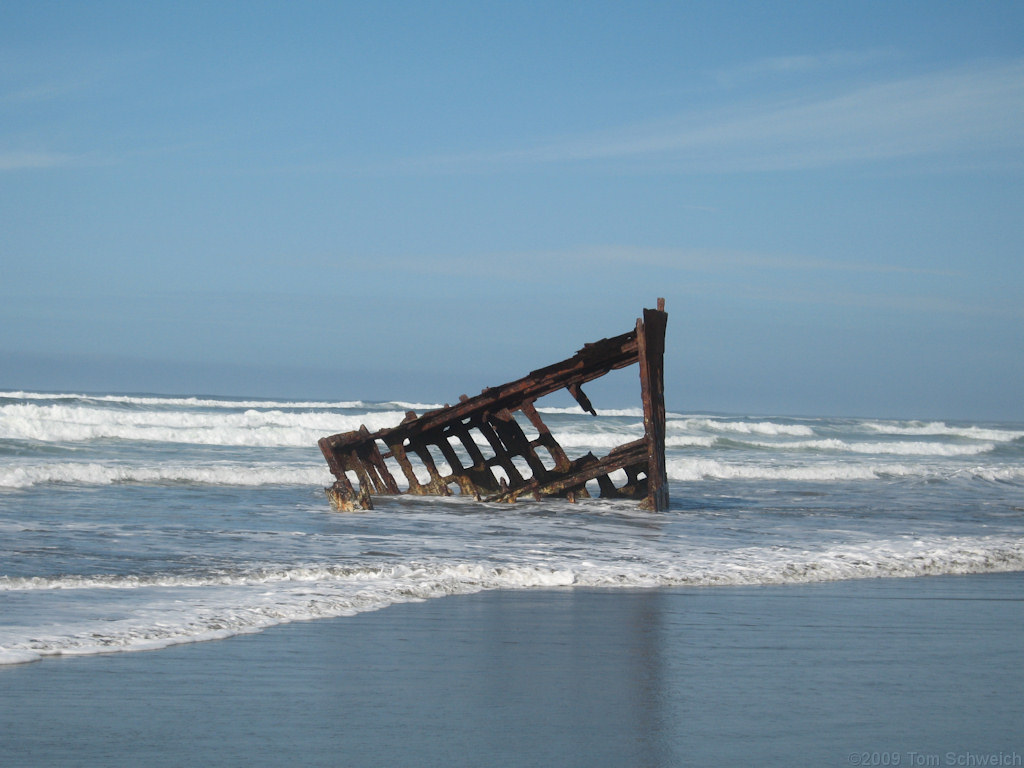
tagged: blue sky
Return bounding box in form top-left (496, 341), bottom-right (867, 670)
top-left (2, 1), bottom-right (1022, 420)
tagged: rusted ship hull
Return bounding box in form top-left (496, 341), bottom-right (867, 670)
top-left (318, 300), bottom-right (668, 511)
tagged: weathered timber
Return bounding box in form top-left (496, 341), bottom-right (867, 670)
top-left (319, 299), bottom-right (669, 511)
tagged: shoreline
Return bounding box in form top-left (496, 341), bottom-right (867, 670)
top-left (2, 573), bottom-right (1023, 767)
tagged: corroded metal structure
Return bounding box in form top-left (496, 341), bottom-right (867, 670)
top-left (318, 299), bottom-right (668, 511)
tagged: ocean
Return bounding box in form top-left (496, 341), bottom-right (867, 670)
top-left (2, 389), bottom-right (1023, 666)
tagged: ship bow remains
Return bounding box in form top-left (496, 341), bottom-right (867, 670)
top-left (318, 300), bottom-right (669, 511)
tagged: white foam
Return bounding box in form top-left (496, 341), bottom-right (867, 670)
top-left (383, 401), bottom-right (446, 412)
top-left (537, 406), bottom-right (646, 417)
top-left (0, 391), bottom-right (370, 409)
top-left (2, 536), bottom-right (1022, 665)
top-left (547, 428), bottom-right (715, 450)
top-left (634, 537), bottom-right (1024, 587)
top-left (666, 435), bottom-right (718, 448)
top-left (965, 466), bottom-right (1024, 482)
top-left (0, 647), bottom-right (42, 665)
top-left (667, 457), bottom-right (1024, 483)
top-left (0, 461), bottom-right (332, 489)
top-left (670, 418), bottom-right (815, 437)
top-left (0, 563), bottom-right (572, 593)
top-left (667, 458), bottom-right (884, 482)
top-left (0, 403), bottom-right (407, 446)
top-left (864, 420), bottom-right (1024, 442)
top-left (744, 438), bottom-right (996, 456)
top-left (0, 563), bottom-right (565, 663)
top-left (548, 430), bottom-right (643, 448)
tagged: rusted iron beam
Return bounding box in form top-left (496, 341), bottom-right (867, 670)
top-left (318, 300), bottom-right (669, 511)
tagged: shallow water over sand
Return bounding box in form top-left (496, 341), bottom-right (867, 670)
top-left (2, 574), bottom-right (1021, 767)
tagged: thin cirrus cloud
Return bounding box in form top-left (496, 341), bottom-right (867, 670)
top-left (0, 150), bottom-right (74, 170)
top-left (710, 49), bottom-right (898, 86)
top-left (367, 244), bottom-right (960, 290)
top-left (425, 58), bottom-right (1024, 174)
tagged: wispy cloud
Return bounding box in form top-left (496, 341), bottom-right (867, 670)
top-left (354, 243), bottom-right (1021, 320)
top-left (419, 58), bottom-right (1024, 174)
top-left (357, 244), bottom-right (959, 285)
top-left (577, 245), bottom-right (960, 278)
top-left (711, 49), bottom-right (897, 87)
top-left (0, 80), bottom-right (86, 105)
top-left (0, 151), bottom-right (74, 170)
top-left (730, 279), bottom-right (1024, 320)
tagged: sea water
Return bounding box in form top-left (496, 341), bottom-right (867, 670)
top-left (2, 389), bottom-right (1023, 665)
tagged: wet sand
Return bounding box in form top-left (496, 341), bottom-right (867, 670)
top-left (2, 573), bottom-right (1022, 767)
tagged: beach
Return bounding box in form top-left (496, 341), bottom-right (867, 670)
top-left (5, 2), bottom-right (1023, 764)
top-left (3, 573), bottom-right (1022, 768)
top-left (2, 392), bottom-right (1023, 765)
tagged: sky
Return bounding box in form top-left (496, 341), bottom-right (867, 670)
top-left (1, 1), bottom-right (1022, 420)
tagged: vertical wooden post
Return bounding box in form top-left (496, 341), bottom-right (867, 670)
top-left (637, 298), bottom-right (668, 511)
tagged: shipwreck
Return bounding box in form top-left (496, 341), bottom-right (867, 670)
top-left (318, 299), bottom-right (668, 511)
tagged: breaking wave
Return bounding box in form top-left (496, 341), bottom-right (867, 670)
top-left (0, 391), bottom-right (445, 412)
top-left (3, 536), bottom-right (1022, 665)
top-left (666, 457), bottom-right (1024, 483)
top-left (669, 418), bottom-right (815, 437)
top-left (742, 438), bottom-right (996, 456)
top-left (0, 403), bottom-right (405, 446)
top-left (0, 461), bottom-right (331, 489)
top-left (864, 420), bottom-right (1024, 443)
